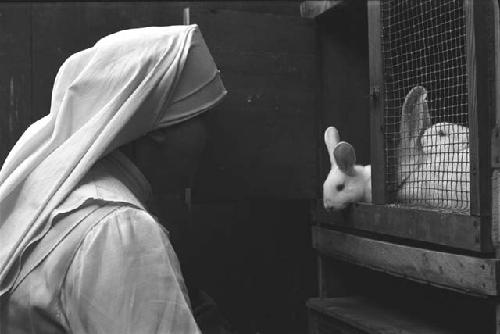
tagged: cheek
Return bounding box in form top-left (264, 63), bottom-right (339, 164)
top-left (147, 128), bottom-right (207, 191)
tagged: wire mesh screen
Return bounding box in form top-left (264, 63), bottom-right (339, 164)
top-left (381, 0), bottom-right (470, 212)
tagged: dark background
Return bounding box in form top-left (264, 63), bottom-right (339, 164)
top-left (0, 1), bottom-right (371, 333)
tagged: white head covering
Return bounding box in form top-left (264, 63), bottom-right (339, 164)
top-left (0, 24), bottom-right (226, 295)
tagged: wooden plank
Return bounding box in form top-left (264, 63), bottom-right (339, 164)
top-left (315, 202), bottom-right (487, 252)
top-left (309, 308), bottom-right (366, 334)
top-left (468, 0), bottom-right (499, 258)
top-left (300, 1), bottom-right (343, 18)
top-left (189, 8), bottom-right (316, 54)
top-left (188, 8), bottom-right (319, 200)
top-left (496, 302), bottom-right (500, 334)
top-left (210, 50), bottom-right (317, 81)
top-left (183, 1), bottom-right (303, 17)
top-left (317, 0), bottom-right (370, 177)
top-left (493, 170), bottom-right (500, 253)
top-left (312, 226), bottom-right (499, 295)
top-left (0, 4), bottom-right (32, 164)
top-left (491, 0), bottom-right (500, 258)
top-left (467, 0), bottom-right (495, 219)
top-left (307, 297), bottom-right (462, 334)
top-left (464, 0), bottom-right (478, 217)
top-left (317, 255), bottom-right (354, 298)
top-left (367, 0), bottom-right (386, 204)
top-left (180, 200), bottom-right (316, 333)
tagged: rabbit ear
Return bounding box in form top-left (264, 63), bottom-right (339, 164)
top-left (333, 141), bottom-right (356, 173)
top-left (401, 86), bottom-right (431, 140)
top-left (324, 127), bottom-right (340, 166)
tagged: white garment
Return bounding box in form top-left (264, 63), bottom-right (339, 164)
top-left (0, 24), bottom-right (226, 295)
top-left (5, 151), bottom-right (200, 333)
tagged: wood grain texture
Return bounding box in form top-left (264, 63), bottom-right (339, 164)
top-left (312, 226), bottom-right (499, 295)
top-left (469, 0), bottom-right (496, 219)
top-left (0, 4), bottom-right (32, 164)
top-left (307, 297), bottom-right (462, 334)
top-left (493, 170), bottom-right (500, 253)
top-left (189, 8), bottom-right (319, 200)
top-left (317, 255), bottom-right (355, 299)
top-left (367, 0), bottom-right (386, 204)
top-left (314, 202), bottom-right (487, 252)
top-left (465, 0), bottom-right (479, 217)
top-left (316, 0), bottom-right (370, 180)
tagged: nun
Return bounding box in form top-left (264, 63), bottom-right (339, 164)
top-left (0, 24), bottom-right (226, 333)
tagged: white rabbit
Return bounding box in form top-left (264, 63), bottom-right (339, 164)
top-left (396, 86), bottom-right (470, 210)
top-left (419, 122), bottom-right (470, 210)
top-left (420, 122), bottom-right (469, 154)
top-left (322, 126), bottom-right (371, 211)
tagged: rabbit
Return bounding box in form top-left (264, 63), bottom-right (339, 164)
top-left (419, 122), bottom-right (470, 210)
top-left (397, 86), bottom-right (432, 203)
top-left (322, 126), bottom-right (371, 211)
top-left (396, 85), bottom-right (470, 210)
top-left (420, 122), bottom-right (469, 154)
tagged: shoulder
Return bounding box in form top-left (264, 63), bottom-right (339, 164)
top-left (64, 204), bottom-right (174, 285)
top-left (81, 205), bottom-right (168, 250)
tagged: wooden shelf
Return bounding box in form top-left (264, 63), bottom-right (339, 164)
top-left (312, 226), bottom-right (500, 296)
top-left (307, 297), bottom-right (463, 334)
top-left (314, 202), bottom-right (491, 252)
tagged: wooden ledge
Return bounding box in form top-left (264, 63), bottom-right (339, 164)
top-left (315, 202), bottom-right (490, 252)
top-left (307, 297), bottom-right (462, 334)
top-left (312, 227), bottom-right (499, 296)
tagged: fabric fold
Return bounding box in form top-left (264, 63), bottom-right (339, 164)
top-left (0, 24), bottom-right (226, 296)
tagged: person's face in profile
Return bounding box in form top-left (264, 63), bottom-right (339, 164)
top-left (131, 115), bottom-right (208, 196)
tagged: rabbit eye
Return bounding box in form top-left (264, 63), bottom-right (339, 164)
top-left (336, 184), bottom-right (345, 191)
top-left (438, 130), bottom-right (446, 137)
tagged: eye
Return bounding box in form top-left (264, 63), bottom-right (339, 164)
top-left (438, 130), bottom-right (446, 137)
top-left (336, 183), bottom-right (345, 191)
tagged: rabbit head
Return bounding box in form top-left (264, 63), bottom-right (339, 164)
top-left (323, 126), bottom-right (372, 211)
top-left (420, 122), bottom-right (469, 154)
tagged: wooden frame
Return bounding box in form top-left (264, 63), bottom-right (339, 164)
top-left (315, 201), bottom-right (488, 252)
top-left (312, 226), bottom-right (499, 296)
top-left (308, 297), bottom-right (460, 334)
top-left (364, 0), bottom-right (499, 252)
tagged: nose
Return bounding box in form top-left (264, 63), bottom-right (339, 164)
top-left (323, 201), bottom-right (351, 213)
top-left (323, 200), bottom-right (338, 213)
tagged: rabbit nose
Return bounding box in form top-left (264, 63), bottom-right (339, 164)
top-left (323, 202), bottom-right (334, 212)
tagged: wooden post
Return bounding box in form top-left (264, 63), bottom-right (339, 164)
top-left (183, 7), bottom-right (190, 25)
top-left (367, 0), bottom-right (386, 205)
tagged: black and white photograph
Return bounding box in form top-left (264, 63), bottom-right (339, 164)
top-left (0, 1), bottom-right (499, 333)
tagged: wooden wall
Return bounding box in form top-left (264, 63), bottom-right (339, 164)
top-left (0, 4), bottom-right (32, 163)
top-left (0, 2), bottom-right (319, 334)
top-left (316, 0), bottom-right (371, 178)
top-left (189, 7), bottom-right (318, 200)
top-left (1, 1), bottom-right (319, 200)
